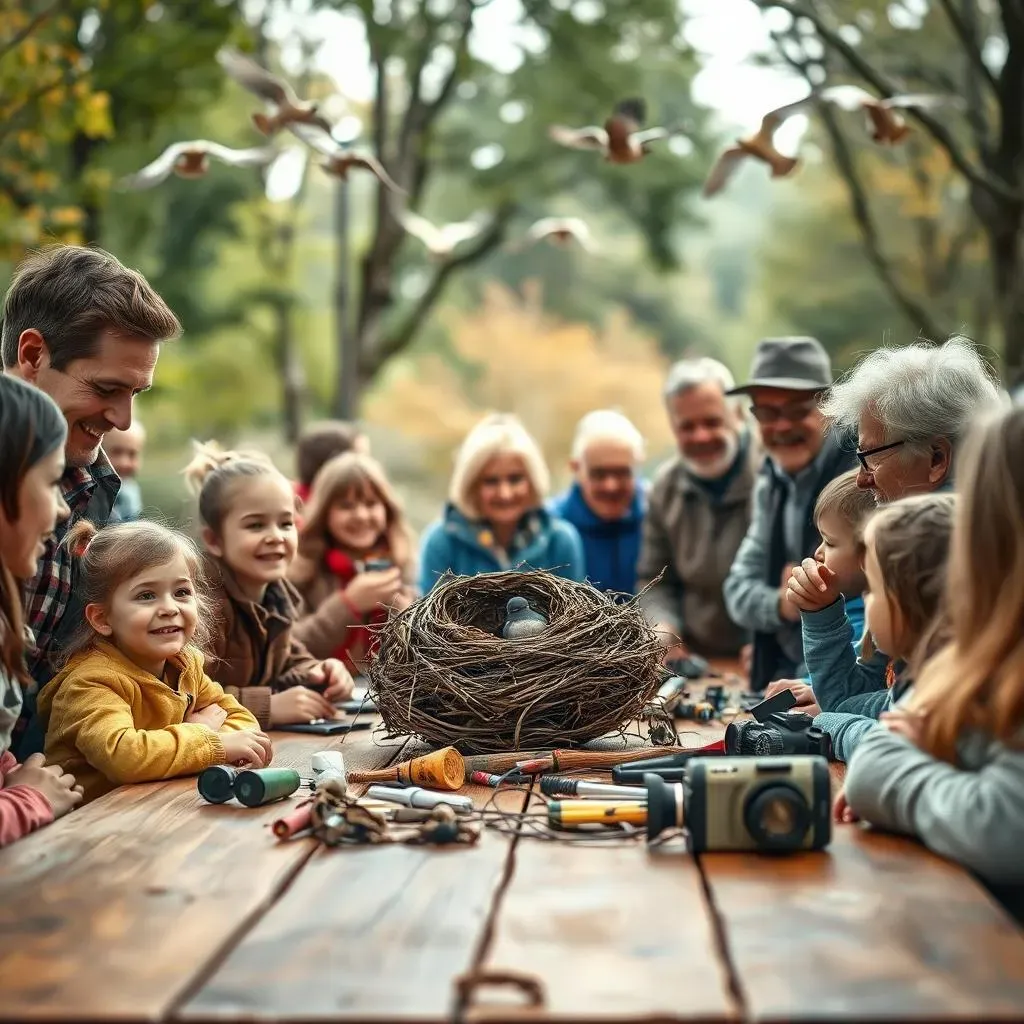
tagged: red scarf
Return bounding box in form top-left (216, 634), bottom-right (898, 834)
top-left (325, 548), bottom-right (389, 666)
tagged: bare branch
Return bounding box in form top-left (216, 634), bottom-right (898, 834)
top-left (0, 0), bottom-right (63, 61)
top-left (751, 0), bottom-right (1024, 202)
top-left (935, 0), bottom-right (1000, 93)
top-left (360, 202), bottom-right (517, 378)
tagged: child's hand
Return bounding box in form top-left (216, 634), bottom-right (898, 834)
top-left (786, 559), bottom-right (841, 613)
top-left (221, 730), bottom-right (273, 768)
top-left (186, 704), bottom-right (228, 731)
top-left (5, 753), bottom-right (84, 819)
top-left (833, 786), bottom-right (859, 824)
top-left (344, 568), bottom-right (403, 614)
top-left (763, 679), bottom-right (818, 710)
top-left (269, 686), bottom-right (337, 726)
top-left (881, 707), bottom-right (924, 747)
top-left (309, 659), bottom-right (354, 702)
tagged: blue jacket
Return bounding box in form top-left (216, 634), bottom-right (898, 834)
top-left (547, 483), bottom-right (644, 598)
top-left (419, 504), bottom-right (585, 594)
top-left (800, 596), bottom-right (905, 763)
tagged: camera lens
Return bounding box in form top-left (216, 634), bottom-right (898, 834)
top-left (742, 783), bottom-right (810, 851)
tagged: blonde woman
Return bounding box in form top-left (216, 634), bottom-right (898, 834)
top-left (419, 414), bottom-right (584, 593)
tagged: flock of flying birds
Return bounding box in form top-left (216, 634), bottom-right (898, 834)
top-left (120, 49), bottom-right (958, 259)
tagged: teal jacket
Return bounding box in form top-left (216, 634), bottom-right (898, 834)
top-left (419, 504), bottom-right (585, 594)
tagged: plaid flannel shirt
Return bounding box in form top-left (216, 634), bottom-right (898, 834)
top-left (23, 451), bottom-right (120, 677)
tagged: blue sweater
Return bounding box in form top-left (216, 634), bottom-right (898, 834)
top-left (547, 483), bottom-right (644, 598)
top-left (419, 504), bottom-right (585, 594)
top-left (800, 596), bottom-right (903, 763)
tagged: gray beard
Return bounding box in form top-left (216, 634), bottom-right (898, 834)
top-left (679, 432), bottom-right (740, 481)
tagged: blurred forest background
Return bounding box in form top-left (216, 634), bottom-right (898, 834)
top-left (1, 0), bottom-right (1017, 531)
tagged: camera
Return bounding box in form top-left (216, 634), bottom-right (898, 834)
top-left (724, 689), bottom-right (832, 759)
top-left (645, 754), bottom-right (831, 852)
top-left (363, 558), bottom-right (394, 572)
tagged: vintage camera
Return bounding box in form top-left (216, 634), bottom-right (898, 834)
top-left (724, 688), bottom-right (832, 759)
top-left (645, 755), bottom-right (831, 852)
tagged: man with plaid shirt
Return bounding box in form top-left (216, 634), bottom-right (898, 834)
top-left (2, 245), bottom-right (180, 756)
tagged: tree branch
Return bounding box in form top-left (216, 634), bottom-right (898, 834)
top-left (935, 0), bottom-right (1000, 94)
top-left (359, 202), bottom-right (517, 378)
top-left (0, 0), bottom-right (63, 61)
top-left (751, 0), bottom-right (1024, 202)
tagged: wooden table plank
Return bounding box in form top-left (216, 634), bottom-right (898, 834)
top-left (179, 782), bottom-right (524, 1024)
top-left (0, 726), bottom-right (408, 1022)
top-left (701, 806), bottom-right (1024, 1021)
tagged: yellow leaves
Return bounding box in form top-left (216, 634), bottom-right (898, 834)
top-left (21, 38), bottom-right (39, 67)
top-left (48, 206), bottom-right (84, 227)
top-left (364, 281), bottom-right (674, 484)
top-left (76, 91), bottom-right (113, 139)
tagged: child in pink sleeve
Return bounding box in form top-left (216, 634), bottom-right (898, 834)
top-left (0, 375), bottom-right (84, 844)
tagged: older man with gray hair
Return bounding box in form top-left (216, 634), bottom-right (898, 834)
top-left (821, 336), bottom-right (1003, 503)
top-left (636, 357), bottom-right (761, 659)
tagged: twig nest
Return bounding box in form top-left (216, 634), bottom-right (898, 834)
top-left (366, 569), bottom-right (664, 754)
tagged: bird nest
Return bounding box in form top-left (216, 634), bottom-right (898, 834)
top-left (366, 569), bottom-right (664, 754)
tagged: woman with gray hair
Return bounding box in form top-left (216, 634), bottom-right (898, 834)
top-left (822, 336), bottom-right (1002, 505)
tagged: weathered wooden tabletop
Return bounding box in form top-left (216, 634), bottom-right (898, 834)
top-left (2, 684), bottom-right (1023, 1024)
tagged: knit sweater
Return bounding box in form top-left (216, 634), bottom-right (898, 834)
top-left (846, 724), bottom-right (1024, 921)
top-left (38, 642), bottom-right (260, 803)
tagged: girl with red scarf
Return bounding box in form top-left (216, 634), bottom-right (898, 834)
top-left (290, 453), bottom-right (416, 674)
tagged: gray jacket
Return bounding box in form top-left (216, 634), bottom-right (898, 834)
top-left (636, 439), bottom-right (758, 657)
top-left (846, 725), bottom-right (1024, 896)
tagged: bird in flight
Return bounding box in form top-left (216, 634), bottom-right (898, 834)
top-left (549, 99), bottom-right (682, 164)
top-left (521, 216), bottom-right (595, 251)
top-left (119, 140), bottom-right (276, 189)
top-left (292, 123), bottom-right (405, 195)
top-left (217, 47), bottom-right (335, 138)
top-left (394, 207), bottom-right (488, 258)
top-left (702, 87), bottom-right (955, 197)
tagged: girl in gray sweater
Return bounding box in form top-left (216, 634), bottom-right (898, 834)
top-left (842, 406), bottom-right (1024, 921)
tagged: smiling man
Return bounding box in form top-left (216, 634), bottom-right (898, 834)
top-left (1, 245), bottom-right (180, 700)
top-left (723, 337), bottom-right (857, 690)
top-left (548, 410), bottom-right (646, 598)
top-left (637, 358), bottom-right (760, 658)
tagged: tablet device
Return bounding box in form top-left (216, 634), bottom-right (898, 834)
top-left (337, 697), bottom-right (377, 714)
top-left (278, 719), bottom-right (373, 735)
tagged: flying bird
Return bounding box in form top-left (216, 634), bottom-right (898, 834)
top-left (702, 87), bottom-right (957, 198)
top-left (119, 140), bottom-right (277, 190)
top-left (523, 216), bottom-right (595, 251)
top-left (394, 207), bottom-right (488, 258)
top-left (292, 124), bottom-right (405, 195)
top-left (549, 98), bottom-right (680, 164)
top-left (217, 46), bottom-right (335, 138)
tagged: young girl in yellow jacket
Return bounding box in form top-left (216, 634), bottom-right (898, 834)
top-left (38, 520), bottom-right (272, 803)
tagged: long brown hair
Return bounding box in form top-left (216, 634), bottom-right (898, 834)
top-left (294, 452), bottom-right (413, 583)
top-left (57, 519), bottom-right (214, 667)
top-left (0, 375), bottom-right (67, 686)
top-left (915, 407), bottom-right (1024, 761)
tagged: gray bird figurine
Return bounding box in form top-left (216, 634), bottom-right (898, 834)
top-left (501, 596), bottom-right (548, 640)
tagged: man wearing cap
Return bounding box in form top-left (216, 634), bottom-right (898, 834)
top-left (723, 337), bottom-right (857, 691)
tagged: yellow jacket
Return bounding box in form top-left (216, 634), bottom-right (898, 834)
top-left (38, 641), bottom-right (260, 803)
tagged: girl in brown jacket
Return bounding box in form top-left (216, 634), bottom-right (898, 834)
top-left (291, 452), bottom-right (416, 673)
top-left (184, 442), bottom-right (354, 729)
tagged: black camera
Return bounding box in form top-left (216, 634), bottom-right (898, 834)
top-left (724, 689), bottom-right (833, 759)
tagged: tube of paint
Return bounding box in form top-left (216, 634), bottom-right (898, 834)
top-left (365, 784), bottom-right (474, 814)
top-left (234, 768), bottom-right (302, 807)
top-left (539, 777), bottom-right (648, 801)
top-left (198, 765), bottom-right (238, 804)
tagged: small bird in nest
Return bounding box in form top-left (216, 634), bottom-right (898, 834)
top-left (549, 98), bottom-right (682, 164)
top-left (521, 216), bottom-right (596, 252)
top-left (703, 87), bottom-right (957, 198)
top-left (291, 123), bottom-right (405, 195)
top-left (501, 596), bottom-right (548, 640)
top-left (217, 46), bottom-right (335, 138)
top-left (119, 140), bottom-right (277, 190)
top-left (394, 205), bottom-right (489, 258)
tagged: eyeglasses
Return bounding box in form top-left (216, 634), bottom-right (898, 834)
top-left (750, 400), bottom-right (818, 425)
top-left (856, 440), bottom-right (906, 474)
top-left (586, 467), bottom-right (634, 485)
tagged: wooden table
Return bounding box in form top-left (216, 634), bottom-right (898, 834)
top-left (2, 701), bottom-right (1023, 1023)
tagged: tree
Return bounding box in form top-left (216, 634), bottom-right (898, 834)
top-left (264, 0), bottom-right (712, 416)
top-left (750, 0), bottom-right (1024, 376)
